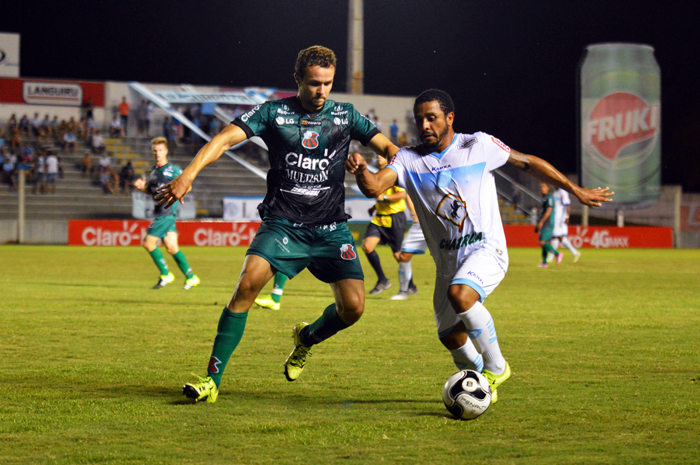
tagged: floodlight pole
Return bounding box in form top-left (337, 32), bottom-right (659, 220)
top-left (17, 168), bottom-right (25, 244)
top-left (347, 0), bottom-right (364, 94)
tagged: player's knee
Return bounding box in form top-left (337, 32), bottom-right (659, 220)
top-left (396, 252), bottom-right (411, 262)
top-left (447, 285), bottom-right (479, 313)
top-left (337, 293), bottom-right (365, 325)
top-left (362, 242), bottom-right (373, 254)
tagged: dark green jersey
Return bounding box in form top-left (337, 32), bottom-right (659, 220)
top-left (233, 96), bottom-right (379, 225)
top-left (539, 193), bottom-right (556, 230)
top-left (146, 162), bottom-right (182, 217)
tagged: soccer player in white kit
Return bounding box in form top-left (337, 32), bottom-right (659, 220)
top-left (347, 89), bottom-right (613, 404)
top-left (551, 188), bottom-right (581, 262)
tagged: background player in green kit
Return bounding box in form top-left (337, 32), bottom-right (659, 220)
top-left (134, 137), bottom-right (200, 290)
top-left (156, 46), bottom-right (399, 403)
top-left (535, 182), bottom-right (562, 268)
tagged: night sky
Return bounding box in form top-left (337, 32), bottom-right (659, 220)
top-left (3, 1), bottom-right (699, 191)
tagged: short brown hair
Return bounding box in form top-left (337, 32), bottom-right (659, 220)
top-left (294, 46), bottom-right (337, 78)
top-left (151, 136), bottom-right (168, 147)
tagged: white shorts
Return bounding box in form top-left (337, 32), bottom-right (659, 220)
top-left (433, 248), bottom-right (506, 339)
top-left (400, 222), bottom-right (427, 254)
top-left (553, 222), bottom-right (568, 238)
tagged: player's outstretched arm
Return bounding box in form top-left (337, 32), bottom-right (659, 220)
top-left (507, 150), bottom-right (614, 207)
top-left (156, 124), bottom-right (247, 208)
top-left (346, 152), bottom-right (398, 199)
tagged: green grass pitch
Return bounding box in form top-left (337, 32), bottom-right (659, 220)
top-left (1, 245), bottom-right (698, 464)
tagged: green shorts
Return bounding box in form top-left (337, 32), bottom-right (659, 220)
top-left (247, 217), bottom-right (364, 283)
top-left (538, 226), bottom-right (553, 242)
top-left (146, 215), bottom-right (177, 239)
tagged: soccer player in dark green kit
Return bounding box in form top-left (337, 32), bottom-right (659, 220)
top-left (535, 182), bottom-right (562, 268)
top-left (157, 46), bottom-right (399, 403)
top-left (134, 137), bottom-right (200, 289)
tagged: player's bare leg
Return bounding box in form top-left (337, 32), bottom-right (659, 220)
top-left (448, 284), bottom-right (510, 402)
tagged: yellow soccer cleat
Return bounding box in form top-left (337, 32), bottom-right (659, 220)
top-left (182, 375), bottom-right (218, 403)
top-left (255, 295), bottom-right (281, 311)
top-left (153, 272), bottom-right (175, 289)
top-left (183, 275), bottom-right (200, 290)
top-left (482, 362), bottom-right (511, 404)
top-left (284, 322), bottom-right (312, 381)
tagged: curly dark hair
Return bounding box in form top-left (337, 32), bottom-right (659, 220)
top-left (294, 46), bottom-right (337, 77)
top-left (414, 89), bottom-right (455, 116)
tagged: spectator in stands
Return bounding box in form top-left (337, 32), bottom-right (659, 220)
top-left (119, 161), bottom-right (135, 194)
top-left (6, 114), bottom-right (18, 133)
top-left (31, 113), bottom-right (42, 137)
top-left (51, 116), bottom-right (59, 135)
top-left (137, 100), bottom-right (150, 137)
top-left (162, 117), bottom-right (171, 139)
top-left (109, 114), bottom-right (123, 137)
top-left (2, 153), bottom-right (18, 191)
top-left (119, 97), bottom-right (130, 135)
top-left (78, 117), bottom-right (88, 140)
top-left (91, 129), bottom-right (105, 152)
top-left (0, 126), bottom-right (5, 150)
top-left (67, 116), bottom-right (78, 134)
top-left (40, 114), bottom-right (52, 136)
top-left (390, 119), bottom-right (399, 145)
top-left (84, 97), bottom-right (95, 121)
top-left (34, 151), bottom-right (46, 194)
top-left (63, 130), bottom-right (77, 154)
top-left (98, 151), bottom-right (112, 171)
top-left (99, 165), bottom-right (117, 194)
top-left (18, 114), bottom-right (30, 135)
top-left (45, 150), bottom-right (59, 194)
top-left (167, 118), bottom-right (179, 152)
top-left (87, 116), bottom-right (99, 139)
top-left (80, 150), bottom-right (93, 177)
top-left (144, 101), bottom-right (153, 137)
top-left (9, 129), bottom-right (21, 151)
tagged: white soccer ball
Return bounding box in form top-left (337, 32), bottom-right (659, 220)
top-left (442, 369), bottom-right (492, 420)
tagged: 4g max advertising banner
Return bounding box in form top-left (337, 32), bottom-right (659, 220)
top-left (69, 220), bottom-right (260, 246)
top-left (503, 225), bottom-right (672, 249)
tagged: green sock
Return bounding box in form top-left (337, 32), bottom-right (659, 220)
top-left (301, 303), bottom-right (349, 347)
top-left (207, 308), bottom-right (248, 387)
top-left (542, 243), bottom-right (557, 263)
top-left (148, 249), bottom-right (169, 275)
top-left (271, 273), bottom-right (288, 303)
top-left (172, 251), bottom-right (193, 278)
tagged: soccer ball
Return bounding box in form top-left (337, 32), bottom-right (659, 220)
top-left (442, 369), bottom-right (492, 420)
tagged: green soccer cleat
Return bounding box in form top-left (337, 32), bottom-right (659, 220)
top-left (573, 252), bottom-right (582, 263)
top-left (183, 274), bottom-right (200, 290)
top-left (153, 272), bottom-right (175, 289)
top-left (482, 362), bottom-right (511, 404)
top-left (182, 375), bottom-right (218, 403)
top-left (255, 295), bottom-right (281, 311)
top-left (284, 322), bottom-right (312, 381)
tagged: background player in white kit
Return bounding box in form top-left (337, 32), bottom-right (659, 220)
top-left (347, 89), bottom-right (613, 403)
top-left (550, 188), bottom-right (581, 262)
top-left (391, 196), bottom-right (424, 300)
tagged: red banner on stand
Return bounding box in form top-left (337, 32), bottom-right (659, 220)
top-left (503, 225), bottom-right (673, 248)
top-left (68, 220), bottom-right (260, 246)
top-left (69, 220), bottom-right (672, 248)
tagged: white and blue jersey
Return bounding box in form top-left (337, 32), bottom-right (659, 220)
top-left (552, 188), bottom-right (571, 237)
top-left (387, 132), bottom-right (510, 280)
